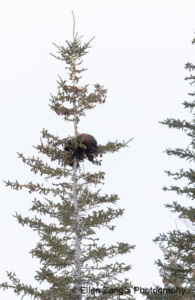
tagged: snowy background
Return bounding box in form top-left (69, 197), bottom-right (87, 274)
top-left (0, 1), bottom-right (195, 299)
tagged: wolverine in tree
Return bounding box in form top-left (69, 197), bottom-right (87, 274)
top-left (64, 133), bottom-right (98, 167)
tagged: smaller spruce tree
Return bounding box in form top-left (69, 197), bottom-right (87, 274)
top-left (143, 36), bottom-right (195, 300)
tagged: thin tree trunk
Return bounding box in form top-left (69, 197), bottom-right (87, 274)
top-left (72, 11), bottom-right (81, 298)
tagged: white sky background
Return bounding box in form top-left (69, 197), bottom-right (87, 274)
top-left (0, 0), bottom-right (195, 299)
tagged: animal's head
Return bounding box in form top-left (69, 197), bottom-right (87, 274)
top-left (86, 145), bottom-right (98, 162)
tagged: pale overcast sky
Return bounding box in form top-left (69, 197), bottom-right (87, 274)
top-left (1, 1), bottom-right (195, 299)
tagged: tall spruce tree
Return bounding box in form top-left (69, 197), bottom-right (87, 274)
top-left (143, 36), bottom-right (195, 300)
top-left (0, 13), bottom-right (135, 300)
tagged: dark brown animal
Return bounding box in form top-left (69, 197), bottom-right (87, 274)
top-left (64, 133), bottom-right (98, 167)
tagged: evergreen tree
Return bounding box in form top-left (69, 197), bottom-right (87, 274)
top-left (0, 13), bottom-right (135, 300)
top-left (143, 36), bottom-right (195, 300)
